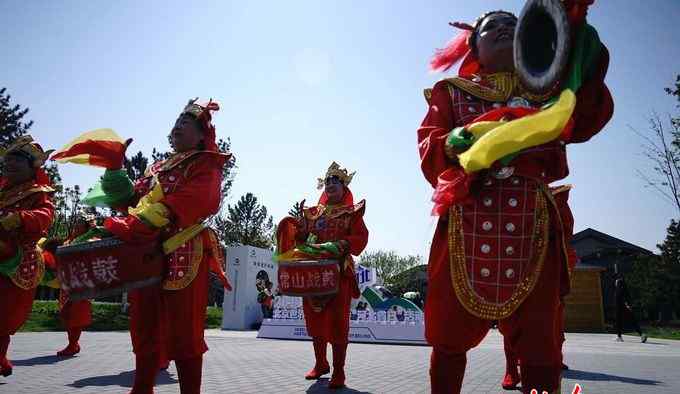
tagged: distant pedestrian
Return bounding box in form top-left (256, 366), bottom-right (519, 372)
top-left (614, 274), bottom-right (647, 343)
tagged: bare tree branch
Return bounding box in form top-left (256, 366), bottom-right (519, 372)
top-left (633, 106), bottom-right (680, 215)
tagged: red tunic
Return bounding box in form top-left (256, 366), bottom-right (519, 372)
top-left (278, 191), bottom-right (369, 344)
top-left (106, 151), bottom-right (225, 360)
top-left (0, 181), bottom-right (54, 336)
top-left (418, 47), bottom-right (613, 363)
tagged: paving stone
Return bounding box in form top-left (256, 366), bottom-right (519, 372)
top-left (1, 330), bottom-right (678, 393)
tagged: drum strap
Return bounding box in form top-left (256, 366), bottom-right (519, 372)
top-left (162, 223), bottom-right (206, 255)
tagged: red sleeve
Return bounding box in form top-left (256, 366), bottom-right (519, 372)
top-left (18, 192), bottom-right (55, 239)
top-left (276, 217), bottom-right (301, 254)
top-left (345, 210), bottom-right (369, 256)
top-left (569, 45), bottom-right (614, 143)
top-left (418, 81), bottom-right (457, 188)
top-left (162, 156), bottom-right (223, 229)
top-left (43, 250), bottom-right (57, 270)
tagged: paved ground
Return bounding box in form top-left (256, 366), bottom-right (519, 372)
top-left (2, 329), bottom-right (679, 393)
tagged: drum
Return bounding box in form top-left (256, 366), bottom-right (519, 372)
top-left (514, 0), bottom-right (571, 94)
top-left (277, 259), bottom-right (340, 297)
top-left (56, 237), bottom-right (163, 301)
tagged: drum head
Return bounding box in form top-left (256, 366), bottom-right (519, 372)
top-left (514, 0), bottom-right (571, 94)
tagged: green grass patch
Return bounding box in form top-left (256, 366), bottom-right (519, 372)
top-left (205, 306), bottom-right (223, 329)
top-left (20, 301), bottom-right (62, 332)
top-left (628, 325), bottom-right (680, 341)
top-left (20, 301), bottom-right (224, 332)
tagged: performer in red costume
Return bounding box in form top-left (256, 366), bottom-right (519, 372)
top-left (276, 162), bottom-right (369, 389)
top-left (57, 99), bottom-right (232, 394)
top-left (0, 136), bottom-right (55, 378)
top-left (55, 214), bottom-right (96, 356)
top-left (419, 3), bottom-right (612, 393)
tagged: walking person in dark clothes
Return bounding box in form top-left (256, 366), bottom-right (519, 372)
top-left (614, 273), bottom-right (647, 343)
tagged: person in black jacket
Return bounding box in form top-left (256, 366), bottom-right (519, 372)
top-left (614, 274), bottom-right (647, 343)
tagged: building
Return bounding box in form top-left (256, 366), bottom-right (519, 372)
top-left (565, 228), bottom-right (654, 331)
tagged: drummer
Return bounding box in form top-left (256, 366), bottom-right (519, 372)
top-left (0, 136), bottom-right (55, 378)
top-left (55, 212), bottom-right (97, 357)
top-left (276, 162), bottom-right (369, 389)
top-left (73, 99), bottom-right (232, 394)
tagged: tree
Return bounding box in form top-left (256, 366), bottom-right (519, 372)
top-left (48, 168), bottom-right (85, 240)
top-left (124, 151), bottom-right (149, 181)
top-left (390, 264), bottom-right (428, 299)
top-left (288, 201), bottom-right (305, 219)
top-left (657, 220), bottom-right (680, 317)
top-left (636, 76), bottom-right (680, 215)
top-left (631, 75), bottom-right (680, 321)
top-left (221, 193), bottom-right (274, 249)
top-left (209, 138), bottom-right (236, 204)
top-left (664, 74), bottom-right (680, 115)
top-left (0, 87), bottom-right (33, 144)
top-left (151, 147), bottom-right (171, 163)
top-left (359, 250), bottom-right (422, 289)
top-left (628, 220), bottom-right (680, 321)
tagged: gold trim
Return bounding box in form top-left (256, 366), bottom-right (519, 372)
top-left (10, 246), bottom-right (46, 290)
top-left (303, 200), bottom-right (366, 221)
top-left (0, 183), bottom-right (54, 209)
top-left (205, 228), bottom-right (224, 268)
top-left (445, 74), bottom-right (514, 103)
top-left (0, 135), bottom-right (53, 168)
top-left (162, 234), bottom-right (203, 290)
top-left (146, 150), bottom-right (229, 177)
top-left (544, 186), bottom-right (574, 282)
top-left (317, 162), bottom-right (355, 190)
top-left (424, 88), bottom-right (433, 104)
top-left (448, 187), bottom-right (550, 320)
top-left (148, 151), bottom-right (200, 175)
top-left (442, 73), bottom-right (554, 104)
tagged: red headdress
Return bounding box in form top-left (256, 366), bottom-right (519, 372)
top-left (182, 98), bottom-right (220, 152)
top-left (429, 11), bottom-right (516, 76)
top-left (429, 22), bottom-right (476, 75)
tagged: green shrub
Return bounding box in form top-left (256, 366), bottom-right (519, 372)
top-left (21, 301), bottom-right (223, 332)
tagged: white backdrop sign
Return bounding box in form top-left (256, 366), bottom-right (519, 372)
top-left (257, 318), bottom-right (426, 345)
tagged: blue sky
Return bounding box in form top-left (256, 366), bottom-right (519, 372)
top-left (3, 1), bottom-right (679, 256)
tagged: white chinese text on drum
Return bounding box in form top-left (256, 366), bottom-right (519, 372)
top-left (277, 259), bottom-right (340, 297)
top-left (56, 237), bottom-right (163, 301)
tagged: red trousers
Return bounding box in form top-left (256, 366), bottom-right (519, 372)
top-left (425, 215), bottom-right (564, 393)
top-left (128, 256), bottom-right (209, 361)
top-left (60, 294), bottom-right (92, 329)
top-left (0, 276), bottom-right (36, 336)
top-left (302, 274), bottom-right (353, 344)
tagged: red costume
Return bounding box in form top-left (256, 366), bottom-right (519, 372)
top-left (420, 8), bottom-right (613, 394)
top-left (76, 99), bottom-right (231, 394)
top-left (0, 136), bottom-right (55, 377)
top-left (501, 188), bottom-right (578, 390)
top-left (276, 162), bottom-right (369, 389)
top-left (48, 228), bottom-right (96, 357)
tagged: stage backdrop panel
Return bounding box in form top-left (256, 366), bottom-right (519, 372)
top-left (222, 246), bottom-right (276, 330)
